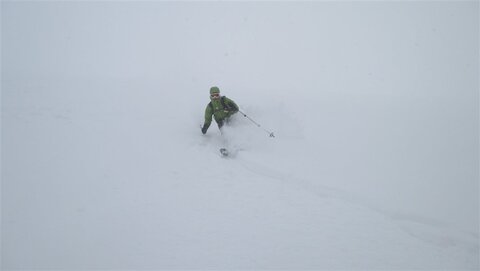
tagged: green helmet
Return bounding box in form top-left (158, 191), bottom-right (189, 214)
top-left (210, 86), bottom-right (220, 94)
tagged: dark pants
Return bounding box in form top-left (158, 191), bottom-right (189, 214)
top-left (216, 116), bottom-right (232, 129)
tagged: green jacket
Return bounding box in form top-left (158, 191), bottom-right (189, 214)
top-left (203, 96), bottom-right (239, 129)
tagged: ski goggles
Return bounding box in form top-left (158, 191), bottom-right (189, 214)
top-left (210, 93), bottom-right (220, 98)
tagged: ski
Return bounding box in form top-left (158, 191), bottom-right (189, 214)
top-left (219, 148), bottom-right (229, 157)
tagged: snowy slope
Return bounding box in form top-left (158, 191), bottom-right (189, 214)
top-left (2, 1), bottom-right (479, 270)
top-left (2, 77), bottom-right (478, 269)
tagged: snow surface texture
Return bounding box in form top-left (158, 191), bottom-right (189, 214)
top-left (1, 1), bottom-right (479, 270)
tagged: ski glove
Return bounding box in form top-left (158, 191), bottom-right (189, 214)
top-left (201, 124), bottom-right (209, 134)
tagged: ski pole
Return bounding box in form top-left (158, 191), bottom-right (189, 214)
top-left (239, 110), bottom-right (275, 138)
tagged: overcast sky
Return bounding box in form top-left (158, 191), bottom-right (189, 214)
top-left (2, 1), bottom-right (478, 92)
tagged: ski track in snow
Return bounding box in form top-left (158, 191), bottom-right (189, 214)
top-left (235, 151), bottom-right (479, 253)
top-left (196, 128), bottom-right (479, 269)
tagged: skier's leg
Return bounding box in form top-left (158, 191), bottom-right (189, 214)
top-left (217, 119), bottom-right (224, 129)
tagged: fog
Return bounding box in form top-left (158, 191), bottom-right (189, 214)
top-left (2, 1), bottom-right (479, 269)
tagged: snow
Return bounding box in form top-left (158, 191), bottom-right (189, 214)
top-left (1, 1), bottom-right (479, 270)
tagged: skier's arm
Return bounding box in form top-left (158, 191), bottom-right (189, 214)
top-left (224, 98), bottom-right (239, 113)
top-left (202, 105), bottom-right (213, 134)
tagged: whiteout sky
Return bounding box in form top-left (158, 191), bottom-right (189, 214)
top-left (1, 1), bottom-right (479, 269)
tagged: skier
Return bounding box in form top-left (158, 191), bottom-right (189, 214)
top-left (201, 86), bottom-right (239, 134)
